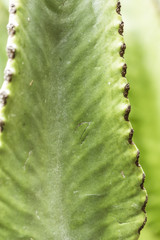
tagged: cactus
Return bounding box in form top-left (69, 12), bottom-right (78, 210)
top-left (0, 1), bottom-right (147, 239)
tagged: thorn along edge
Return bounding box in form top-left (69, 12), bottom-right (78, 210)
top-left (116, 1), bottom-right (121, 15)
top-left (7, 23), bottom-right (16, 36)
top-left (0, 1), bottom-right (17, 134)
top-left (124, 83), bottom-right (130, 98)
top-left (120, 43), bottom-right (126, 58)
top-left (117, 0), bottom-right (147, 234)
top-left (128, 128), bottom-right (134, 144)
top-left (7, 45), bottom-right (16, 59)
top-left (10, 3), bottom-right (16, 14)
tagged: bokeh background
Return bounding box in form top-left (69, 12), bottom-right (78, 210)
top-left (0, 0), bottom-right (160, 239)
top-left (0, 0), bottom-right (8, 83)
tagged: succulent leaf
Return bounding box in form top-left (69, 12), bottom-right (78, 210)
top-left (0, 0), bottom-right (146, 239)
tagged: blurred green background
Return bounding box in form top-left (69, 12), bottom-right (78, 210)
top-left (0, 0), bottom-right (8, 85)
top-left (0, 0), bottom-right (160, 239)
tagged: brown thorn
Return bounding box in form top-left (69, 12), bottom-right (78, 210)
top-left (123, 83), bottom-right (130, 98)
top-left (7, 23), bottom-right (16, 36)
top-left (122, 63), bottom-right (127, 77)
top-left (118, 21), bottom-right (124, 36)
top-left (128, 128), bottom-right (134, 144)
top-left (7, 46), bottom-right (16, 59)
top-left (119, 43), bottom-right (126, 57)
top-left (135, 150), bottom-right (141, 167)
top-left (116, 1), bottom-right (121, 15)
top-left (10, 3), bottom-right (16, 14)
top-left (124, 105), bottom-right (131, 121)
top-left (4, 69), bottom-right (13, 82)
top-left (0, 91), bottom-right (9, 106)
top-left (142, 195), bottom-right (148, 213)
top-left (138, 216), bottom-right (147, 234)
top-left (0, 120), bottom-right (5, 132)
top-left (140, 173), bottom-right (146, 190)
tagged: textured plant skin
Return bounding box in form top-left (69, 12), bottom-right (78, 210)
top-left (0, 0), bottom-right (147, 239)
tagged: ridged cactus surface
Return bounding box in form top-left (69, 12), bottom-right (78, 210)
top-left (0, 1), bottom-right (146, 239)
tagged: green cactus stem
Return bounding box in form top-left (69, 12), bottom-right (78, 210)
top-left (0, 1), bottom-right (147, 239)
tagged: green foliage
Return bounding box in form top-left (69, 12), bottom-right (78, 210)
top-left (0, 0), bottom-right (146, 239)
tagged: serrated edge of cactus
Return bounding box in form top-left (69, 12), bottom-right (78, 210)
top-left (0, 0), bottom-right (17, 132)
top-left (117, 0), bottom-right (148, 235)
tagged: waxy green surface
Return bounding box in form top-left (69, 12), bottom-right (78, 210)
top-left (0, 0), bottom-right (146, 239)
